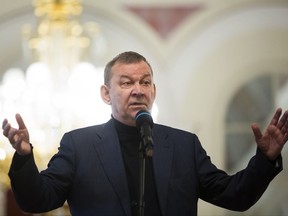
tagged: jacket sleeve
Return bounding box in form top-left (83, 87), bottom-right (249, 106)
top-left (8, 133), bottom-right (75, 213)
top-left (195, 135), bottom-right (282, 211)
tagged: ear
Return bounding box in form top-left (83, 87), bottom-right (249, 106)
top-left (153, 83), bottom-right (156, 99)
top-left (100, 85), bottom-right (111, 105)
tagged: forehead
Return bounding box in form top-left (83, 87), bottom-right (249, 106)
top-left (111, 61), bottom-right (152, 77)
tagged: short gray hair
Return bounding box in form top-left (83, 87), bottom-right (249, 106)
top-left (104, 51), bottom-right (153, 86)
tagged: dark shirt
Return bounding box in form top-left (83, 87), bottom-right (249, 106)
top-left (113, 117), bottom-right (161, 216)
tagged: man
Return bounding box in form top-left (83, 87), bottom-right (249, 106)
top-left (2, 51), bottom-right (288, 216)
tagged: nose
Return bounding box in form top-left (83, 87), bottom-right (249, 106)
top-left (132, 83), bottom-right (144, 96)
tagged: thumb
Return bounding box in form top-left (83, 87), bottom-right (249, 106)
top-left (15, 113), bottom-right (27, 130)
top-left (251, 123), bottom-right (263, 141)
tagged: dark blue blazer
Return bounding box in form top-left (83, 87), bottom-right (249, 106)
top-left (9, 118), bottom-right (282, 216)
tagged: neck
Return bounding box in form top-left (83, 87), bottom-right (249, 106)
top-left (111, 115), bottom-right (136, 127)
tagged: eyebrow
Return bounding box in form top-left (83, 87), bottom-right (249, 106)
top-left (119, 73), bottom-right (152, 80)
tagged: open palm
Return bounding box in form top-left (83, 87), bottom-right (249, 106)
top-left (251, 108), bottom-right (288, 160)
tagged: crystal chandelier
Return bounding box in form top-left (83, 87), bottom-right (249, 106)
top-left (22, 0), bottom-right (97, 81)
top-left (0, 0), bottom-right (109, 174)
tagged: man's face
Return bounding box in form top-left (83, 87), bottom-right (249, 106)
top-left (101, 60), bottom-right (156, 126)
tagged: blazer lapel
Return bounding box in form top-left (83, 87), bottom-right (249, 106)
top-left (91, 121), bottom-right (173, 216)
top-left (153, 125), bottom-right (173, 216)
top-left (93, 119), bottom-right (131, 216)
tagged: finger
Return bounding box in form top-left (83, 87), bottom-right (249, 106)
top-left (15, 113), bottom-right (27, 130)
top-left (2, 120), bottom-right (23, 146)
top-left (269, 108), bottom-right (282, 126)
top-left (7, 128), bottom-right (18, 144)
top-left (2, 119), bottom-right (8, 130)
top-left (277, 110), bottom-right (288, 129)
top-left (267, 125), bottom-right (285, 147)
top-left (280, 116), bottom-right (288, 134)
top-left (251, 123), bottom-right (263, 141)
top-left (2, 122), bottom-right (11, 137)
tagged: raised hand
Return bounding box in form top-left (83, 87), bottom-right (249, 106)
top-left (2, 113), bottom-right (31, 155)
top-left (251, 108), bottom-right (288, 160)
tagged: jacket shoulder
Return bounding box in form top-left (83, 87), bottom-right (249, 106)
top-left (154, 123), bottom-right (196, 136)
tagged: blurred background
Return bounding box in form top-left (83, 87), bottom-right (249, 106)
top-left (0, 0), bottom-right (288, 215)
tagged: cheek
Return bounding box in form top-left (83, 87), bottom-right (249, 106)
top-left (112, 92), bottom-right (129, 105)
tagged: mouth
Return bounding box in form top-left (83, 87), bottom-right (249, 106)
top-left (129, 103), bottom-right (146, 109)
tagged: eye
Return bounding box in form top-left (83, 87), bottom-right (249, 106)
top-left (141, 79), bottom-right (151, 86)
top-left (121, 81), bottom-right (132, 88)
